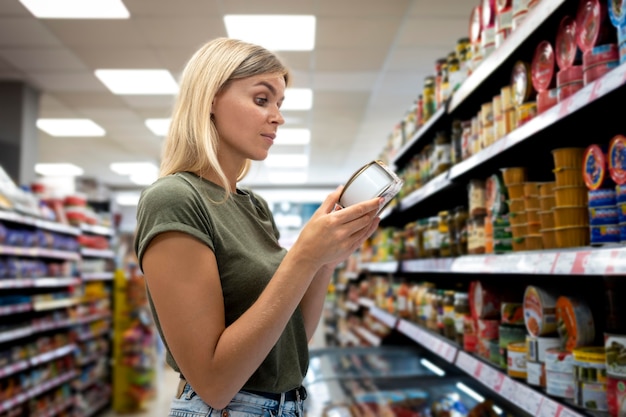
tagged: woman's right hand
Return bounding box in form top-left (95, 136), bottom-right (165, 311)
top-left (292, 186), bottom-right (381, 268)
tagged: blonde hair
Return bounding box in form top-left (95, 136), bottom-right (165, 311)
top-left (160, 37), bottom-right (290, 199)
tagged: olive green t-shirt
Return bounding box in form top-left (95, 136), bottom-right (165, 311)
top-left (134, 171), bottom-right (309, 393)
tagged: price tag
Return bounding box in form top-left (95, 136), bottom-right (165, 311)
top-left (518, 384), bottom-right (543, 415)
top-left (570, 250), bottom-right (591, 275)
top-left (499, 376), bottom-right (518, 400)
top-left (551, 251), bottom-right (577, 274)
top-left (456, 351), bottom-right (478, 375)
top-left (477, 364), bottom-right (498, 390)
top-left (584, 249), bottom-right (612, 275)
top-left (607, 248), bottom-right (626, 274)
top-left (587, 74), bottom-right (605, 102)
top-left (560, 406), bottom-right (585, 417)
top-left (538, 398), bottom-right (563, 417)
top-left (473, 361), bottom-right (483, 378)
top-left (492, 371), bottom-right (505, 393)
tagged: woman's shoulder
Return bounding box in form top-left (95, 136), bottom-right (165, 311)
top-left (139, 172), bottom-right (202, 206)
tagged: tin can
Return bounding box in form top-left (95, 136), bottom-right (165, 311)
top-left (527, 335), bottom-right (561, 362)
top-left (556, 296), bottom-right (595, 351)
top-left (523, 285), bottom-right (557, 336)
top-left (516, 102), bottom-right (537, 127)
top-left (508, 341), bottom-right (528, 378)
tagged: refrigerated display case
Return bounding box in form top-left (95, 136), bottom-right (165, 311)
top-left (304, 346), bottom-right (515, 417)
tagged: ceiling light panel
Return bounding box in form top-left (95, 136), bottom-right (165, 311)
top-left (275, 128), bottom-right (310, 145)
top-left (283, 88), bottom-right (313, 111)
top-left (19, 0), bottom-right (130, 18)
top-left (95, 69), bottom-right (179, 95)
top-left (145, 118), bottom-right (171, 136)
top-left (35, 163), bottom-right (84, 177)
top-left (36, 119), bottom-right (105, 137)
top-left (110, 162), bottom-right (158, 176)
top-left (224, 15), bottom-right (316, 51)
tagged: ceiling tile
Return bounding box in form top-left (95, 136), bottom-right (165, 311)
top-left (0, 47), bottom-right (87, 71)
top-left (72, 47), bottom-right (161, 69)
top-left (52, 92), bottom-right (127, 108)
top-left (0, 18), bottom-right (62, 47)
top-left (316, 17), bottom-right (401, 48)
top-left (220, 0), bottom-right (316, 14)
top-left (27, 71), bottom-right (106, 92)
top-left (135, 17), bottom-right (225, 47)
top-left (397, 17), bottom-right (470, 48)
top-left (317, 0), bottom-right (411, 17)
top-left (314, 47), bottom-right (388, 72)
top-left (42, 20), bottom-right (148, 47)
top-left (124, 0), bottom-right (221, 17)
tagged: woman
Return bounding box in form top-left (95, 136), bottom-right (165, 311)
top-left (134, 37), bottom-right (381, 417)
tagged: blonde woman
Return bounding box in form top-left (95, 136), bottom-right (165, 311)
top-left (134, 37), bottom-right (381, 417)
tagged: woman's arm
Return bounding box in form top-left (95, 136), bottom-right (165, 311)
top-left (141, 189), bottom-right (380, 409)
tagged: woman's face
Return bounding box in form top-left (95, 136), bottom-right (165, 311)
top-left (212, 73), bottom-right (286, 164)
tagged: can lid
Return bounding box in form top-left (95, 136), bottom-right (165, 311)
top-left (583, 144), bottom-right (608, 190)
top-left (609, 0), bottom-right (626, 27)
top-left (609, 134), bottom-right (626, 185)
top-left (470, 5), bottom-right (483, 43)
top-left (482, 0), bottom-right (495, 28)
top-left (573, 346), bottom-right (606, 362)
top-left (511, 61), bottom-right (533, 106)
top-left (531, 41), bottom-right (555, 92)
top-left (556, 16), bottom-right (578, 69)
top-left (576, 0), bottom-right (604, 53)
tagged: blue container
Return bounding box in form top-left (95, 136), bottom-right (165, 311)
top-left (617, 185), bottom-right (626, 203)
top-left (590, 224), bottom-right (621, 244)
top-left (620, 223), bottom-right (626, 242)
top-left (619, 202), bottom-right (626, 223)
top-left (589, 188), bottom-right (617, 207)
top-left (589, 205), bottom-right (619, 225)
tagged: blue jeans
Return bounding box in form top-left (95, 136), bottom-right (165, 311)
top-left (169, 382), bottom-right (305, 417)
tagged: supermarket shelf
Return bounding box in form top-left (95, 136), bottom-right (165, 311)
top-left (30, 344), bottom-right (76, 366)
top-left (80, 224), bottom-right (114, 236)
top-left (396, 319), bottom-right (457, 363)
top-left (368, 305), bottom-right (398, 329)
top-left (81, 271), bottom-right (114, 281)
top-left (448, 61), bottom-right (626, 181)
top-left (358, 297), bottom-right (375, 309)
top-left (33, 396), bottom-right (74, 417)
top-left (392, 106), bottom-right (447, 168)
top-left (77, 395), bottom-right (110, 417)
top-left (0, 279), bottom-right (33, 289)
top-left (0, 302), bottom-right (31, 316)
top-left (358, 261), bottom-right (398, 274)
top-left (0, 245), bottom-right (79, 261)
top-left (398, 171), bottom-right (452, 211)
top-left (447, 0), bottom-right (567, 112)
top-left (0, 325), bottom-right (32, 344)
top-left (344, 300), bottom-right (360, 312)
top-left (33, 277), bottom-right (81, 287)
top-left (0, 210), bottom-right (80, 236)
top-left (0, 360), bottom-right (29, 379)
top-left (0, 370), bottom-right (77, 413)
top-left (80, 248), bottom-right (115, 259)
top-left (33, 297), bottom-right (79, 311)
top-left (455, 351), bottom-right (584, 417)
top-left (402, 258), bottom-right (455, 273)
top-left (353, 326), bottom-right (382, 347)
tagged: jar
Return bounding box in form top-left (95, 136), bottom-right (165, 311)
top-left (447, 52), bottom-right (461, 94)
top-left (433, 131), bottom-right (452, 176)
top-left (450, 119), bottom-right (463, 166)
top-left (469, 215), bottom-right (486, 254)
top-left (416, 283), bottom-right (435, 325)
top-left (397, 279), bottom-right (411, 319)
top-left (454, 292), bottom-right (470, 345)
top-left (416, 94), bottom-right (424, 128)
top-left (403, 222), bottom-right (417, 259)
top-left (454, 207), bottom-right (469, 255)
top-left (423, 76), bottom-right (436, 122)
top-left (433, 289), bottom-right (445, 333)
top-left (469, 179), bottom-right (487, 217)
top-left (424, 216), bottom-right (441, 258)
top-left (443, 290), bottom-right (456, 340)
top-left (447, 210), bottom-right (458, 257)
top-left (438, 211), bottom-right (452, 257)
top-left (415, 219), bottom-right (428, 258)
top-left (461, 120), bottom-right (473, 160)
top-left (425, 287), bottom-right (438, 330)
top-left (435, 58), bottom-right (449, 108)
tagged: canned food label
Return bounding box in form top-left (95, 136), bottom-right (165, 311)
top-left (606, 335), bottom-right (626, 377)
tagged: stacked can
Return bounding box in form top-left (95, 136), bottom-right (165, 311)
top-left (500, 302), bottom-right (527, 372)
top-left (511, 0), bottom-right (530, 31)
top-left (481, 0), bottom-right (497, 59)
top-left (538, 182), bottom-right (558, 249)
top-left (469, 5), bottom-right (484, 71)
top-left (531, 41), bottom-right (558, 113)
top-left (573, 347), bottom-right (608, 412)
top-left (468, 179), bottom-right (488, 254)
top-left (551, 148), bottom-right (590, 248)
top-left (500, 167), bottom-right (528, 251)
top-left (545, 348), bottom-right (576, 399)
top-left (555, 16), bottom-right (584, 102)
top-left (605, 334), bottom-right (626, 417)
top-left (576, 0), bottom-right (619, 77)
top-left (511, 61), bottom-right (537, 127)
top-left (609, 0), bottom-right (626, 63)
top-left (526, 335), bottom-right (561, 388)
top-left (495, 1), bottom-right (513, 47)
top-left (583, 144), bottom-right (620, 244)
top-left (469, 281), bottom-right (510, 362)
top-left (607, 135), bottom-right (626, 242)
top-left (583, 43), bottom-right (620, 84)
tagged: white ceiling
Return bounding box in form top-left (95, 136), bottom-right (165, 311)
top-left (0, 0), bottom-right (478, 194)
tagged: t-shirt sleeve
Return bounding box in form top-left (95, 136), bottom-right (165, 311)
top-left (134, 176), bottom-right (215, 271)
top-left (250, 191), bottom-right (281, 241)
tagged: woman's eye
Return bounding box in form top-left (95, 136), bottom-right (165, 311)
top-left (255, 97), bottom-right (268, 105)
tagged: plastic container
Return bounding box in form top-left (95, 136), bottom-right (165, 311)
top-left (576, 0), bottom-right (609, 53)
top-left (539, 182), bottom-right (556, 196)
top-left (522, 181), bottom-right (541, 196)
top-left (554, 167), bottom-right (585, 187)
top-left (608, 134), bottom-right (626, 185)
top-left (509, 211), bottom-right (527, 225)
top-left (511, 223), bottom-right (528, 238)
top-left (605, 333), bottom-right (626, 378)
top-left (557, 65), bottom-right (584, 85)
top-left (541, 228), bottom-right (558, 249)
top-left (509, 198), bottom-right (525, 213)
top-left (589, 205), bottom-right (620, 225)
top-left (556, 296), bottom-right (596, 351)
top-left (573, 347), bottom-right (607, 383)
top-left (558, 80), bottom-right (584, 102)
top-left (552, 147), bottom-right (585, 168)
top-left (617, 185), bottom-right (626, 203)
top-left (524, 196), bottom-right (540, 210)
top-left (583, 145), bottom-right (611, 190)
top-left (525, 234), bottom-right (543, 250)
top-left (512, 236), bottom-right (526, 251)
top-left (583, 44), bottom-right (620, 68)
top-left (524, 285), bottom-right (558, 337)
top-left (339, 160), bottom-right (403, 214)
top-left (531, 40), bottom-right (555, 92)
top-left (537, 88), bottom-right (558, 113)
top-left (553, 206), bottom-right (589, 227)
top-left (555, 225), bottom-right (590, 248)
top-left (527, 222), bottom-right (541, 235)
top-left (527, 335), bottom-right (562, 363)
top-left (591, 224), bottom-right (621, 244)
top-left (527, 209), bottom-right (539, 224)
top-left (589, 188), bottom-right (617, 207)
top-left (501, 167), bottom-right (527, 185)
top-left (539, 211), bottom-right (556, 229)
top-left (575, 381), bottom-right (608, 411)
top-left (539, 196), bottom-right (556, 211)
top-left (606, 375), bottom-right (626, 417)
top-left (545, 348), bottom-right (575, 373)
top-left (508, 342), bottom-right (528, 378)
top-left (507, 183), bottom-right (525, 199)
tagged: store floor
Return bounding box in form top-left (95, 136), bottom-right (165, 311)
top-left (101, 320), bottom-right (327, 417)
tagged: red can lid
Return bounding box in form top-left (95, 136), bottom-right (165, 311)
top-left (583, 144), bottom-right (608, 190)
top-left (531, 41), bottom-right (555, 92)
top-left (496, 0), bottom-right (511, 13)
top-left (482, 0), bottom-right (496, 28)
top-left (576, 0), bottom-right (603, 53)
top-left (582, 43), bottom-right (620, 69)
top-left (556, 16), bottom-right (578, 69)
top-left (609, 135), bottom-right (626, 185)
top-left (556, 65), bottom-right (583, 86)
top-left (470, 5), bottom-right (483, 43)
top-left (511, 60), bottom-right (533, 106)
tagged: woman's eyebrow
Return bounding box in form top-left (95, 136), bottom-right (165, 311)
top-left (255, 81), bottom-right (284, 101)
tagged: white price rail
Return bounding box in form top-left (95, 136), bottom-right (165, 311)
top-left (359, 261), bottom-right (398, 274)
top-left (358, 297), bottom-right (375, 309)
top-left (399, 171), bottom-right (451, 211)
top-left (402, 258), bottom-right (454, 273)
top-left (368, 306), bottom-right (398, 329)
top-left (397, 319), bottom-right (457, 363)
top-left (353, 326), bottom-right (382, 346)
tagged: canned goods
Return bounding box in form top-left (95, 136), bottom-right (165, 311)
top-left (606, 375), bottom-right (626, 417)
top-left (508, 341), bottom-right (528, 378)
top-left (573, 347), bottom-right (607, 384)
top-left (527, 335), bottom-right (561, 363)
top-left (524, 285), bottom-right (558, 336)
top-left (527, 361), bottom-right (546, 387)
top-left (545, 348), bottom-right (575, 373)
top-left (575, 381), bottom-right (608, 411)
top-left (609, 135), bottom-right (626, 185)
top-left (606, 334), bottom-right (626, 378)
top-left (556, 296), bottom-right (595, 351)
top-left (516, 102), bottom-right (537, 127)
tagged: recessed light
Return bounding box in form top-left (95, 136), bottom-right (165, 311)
top-left (115, 193), bottom-right (140, 206)
top-left (268, 171), bottom-right (308, 184)
top-left (264, 154), bottom-right (309, 168)
top-left (224, 15), bottom-right (316, 51)
top-left (130, 172), bottom-right (158, 186)
top-left (145, 118), bottom-right (171, 136)
top-left (36, 119), bottom-right (105, 137)
top-left (110, 162), bottom-right (158, 176)
top-left (19, 0), bottom-right (130, 18)
top-left (275, 128), bottom-right (310, 145)
top-left (35, 163), bottom-right (84, 177)
top-left (283, 88), bottom-right (313, 111)
top-left (95, 69), bottom-right (179, 95)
